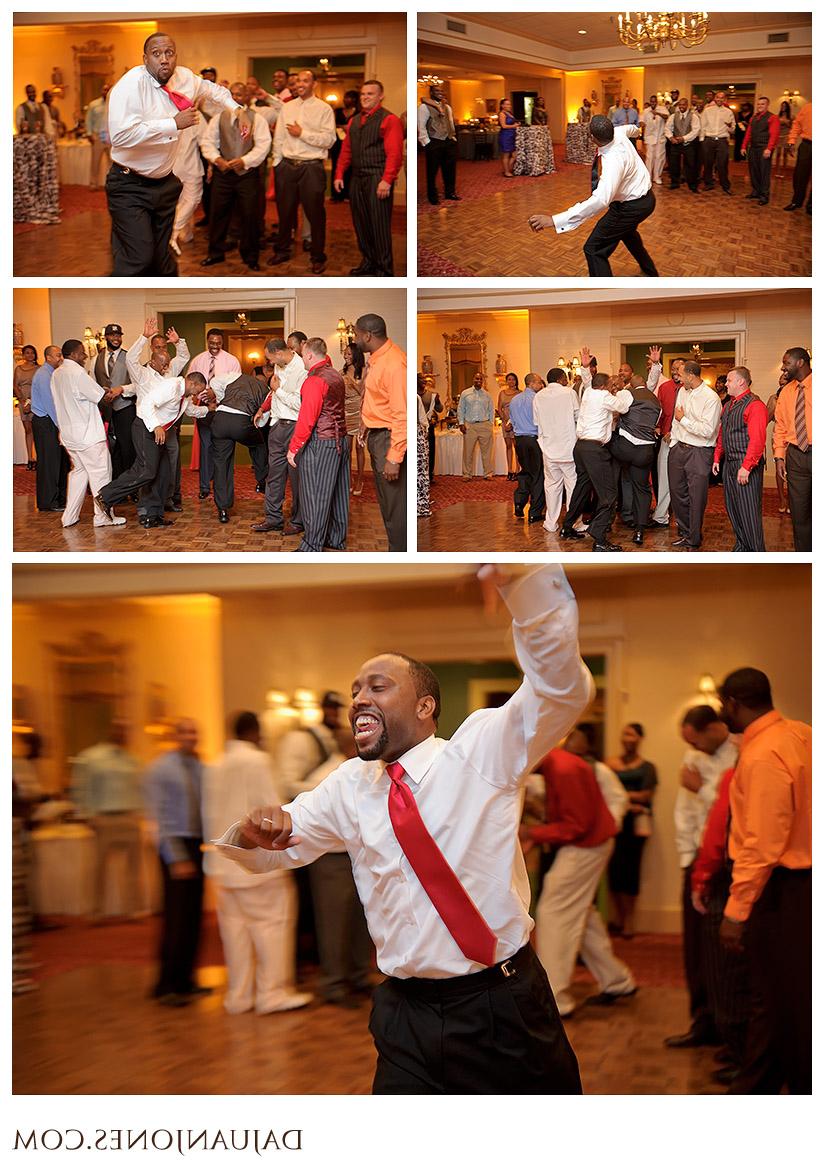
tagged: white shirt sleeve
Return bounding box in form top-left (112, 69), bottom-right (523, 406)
top-left (417, 104), bottom-right (432, 147)
top-left (680, 391), bottom-right (722, 440)
top-left (611, 388), bottom-right (634, 415)
top-left (124, 335), bottom-right (152, 389)
top-left (674, 784), bottom-right (699, 867)
top-left (646, 362), bottom-right (662, 392)
top-left (298, 101), bottom-right (336, 151)
top-left (200, 113), bottom-right (222, 164)
top-left (275, 365), bottom-right (306, 415)
top-left (108, 79), bottom-right (177, 151)
top-left (192, 74), bottom-right (241, 120)
top-left (169, 338), bottom-right (190, 377)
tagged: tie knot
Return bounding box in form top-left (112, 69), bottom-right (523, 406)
top-left (386, 762), bottom-right (405, 784)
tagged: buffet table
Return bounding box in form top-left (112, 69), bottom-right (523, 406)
top-left (565, 121), bottom-right (598, 165)
top-left (13, 134), bottom-right (60, 223)
top-left (57, 138), bottom-right (92, 185)
top-left (512, 125), bottom-right (555, 176)
top-left (434, 426), bottom-right (509, 476)
top-left (30, 822), bottom-right (162, 916)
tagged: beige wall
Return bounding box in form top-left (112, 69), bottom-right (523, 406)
top-left (563, 68), bottom-right (645, 123)
top-left (418, 310), bottom-right (530, 405)
top-left (643, 56), bottom-right (811, 108)
top-left (13, 289), bottom-right (52, 358)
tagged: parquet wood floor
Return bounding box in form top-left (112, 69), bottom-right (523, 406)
top-left (418, 487), bottom-right (793, 553)
top-left (14, 919), bottom-right (725, 1095)
top-left (14, 193), bottom-right (407, 278)
top-left (417, 157), bottom-right (810, 277)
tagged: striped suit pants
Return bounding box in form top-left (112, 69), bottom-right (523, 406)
top-left (350, 172), bottom-right (394, 276)
top-left (297, 435), bottom-right (350, 552)
top-left (702, 866), bottom-right (750, 1065)
top-left (723, 459), bottom-right (765, 552)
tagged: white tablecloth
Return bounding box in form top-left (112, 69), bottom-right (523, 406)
top-left (434, 428), bottom-right (509, 476)
top-left (30, 822), bottom-right (162, 916)
top-left (57, 139), bottom-right (92, 186)
top-left (13, 406), bottom-right (28, 463)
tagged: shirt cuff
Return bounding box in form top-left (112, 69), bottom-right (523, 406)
top-left (552, 212), bottom-right (571, 234)
top-left (723, 895), bottom-right (750, 922)
top-left (497, 564), bottom-right (574, 623)
top-left (212, 821), bottom-right (282, 872)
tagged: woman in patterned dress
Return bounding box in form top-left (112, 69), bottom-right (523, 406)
top-left (416, 374), bottom-right (431, 517)
top-left (342, 343), bottom-right (366, 496)
top-left (14, 345), bottom-right (39, 470)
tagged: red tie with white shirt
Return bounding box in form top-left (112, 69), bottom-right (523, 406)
top-left (385, 761), bottom-right (497, 968)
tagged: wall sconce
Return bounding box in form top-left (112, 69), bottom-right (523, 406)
top-left (235, 312), bottom-right (249, 331)
top-left (698, 674), bottom-right (718, 701)
top-left (336, 318), bottom-right (355, 353)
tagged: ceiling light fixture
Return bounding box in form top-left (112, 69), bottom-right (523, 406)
top-left (617, 12), bottom-right (710, 52)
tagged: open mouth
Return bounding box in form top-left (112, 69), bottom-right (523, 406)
top-left (352, 712), bottom-right (383, 745)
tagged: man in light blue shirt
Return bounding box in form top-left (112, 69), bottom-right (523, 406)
top-left (84, 82), bottom-right (111, 189)
top-left (509, 373), bottom-right (546, 523)
top-left (611, 98), bottom-right (640, 128)
top-left (457, 372), bottom-right (495, 478)
top-left (30, 345), bottom-right (68, 512)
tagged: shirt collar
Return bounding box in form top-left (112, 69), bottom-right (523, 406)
top-left (371, 339), bottom-right (392, 361)
top-left (391, 734), bottom-right (440, 787)
top-left (307, 357), bottom-right (331, 374)
top-left (362, 103), bottom-right (384, 120)
top-left (741, 709), bottom-right (783, 748)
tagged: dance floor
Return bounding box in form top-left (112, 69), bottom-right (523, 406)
top-left (13, 466), bottom-right (390, 553)
top-left (417, 155), bottom-right (810, 277)
top-left (14, 913), bottom-right (727, 1095)
top-left (14, 186), bottom-right (407, 278)
top-left (419, 479), bottom-right (791, 553)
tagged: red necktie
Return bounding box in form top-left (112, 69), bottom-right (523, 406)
top-left (164, 391), bottom-right (187, 432)
top-left (161, 85), bottom-right (194, 112)
top-left (385, 761), bottom-right (497, 967)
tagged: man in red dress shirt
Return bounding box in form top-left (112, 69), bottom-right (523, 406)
top-left (333, 80), bottom-right (403, 277)
top-left (711, 366), bottom-right (767, 552)
top-left (741, 96), bottom-right (780, 206)
top-left (650, 355), bottom-right (684, 528)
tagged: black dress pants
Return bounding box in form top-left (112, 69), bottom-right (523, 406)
top-left (791, 137), bottom-right (812, 208)
top-left (154, 838), bottom-right (204, 998)
top-left (196, 416), bottom-right (214, 494)
top-left (106, 164), bottom-right (182, 277)
top-left (264, 418), bottom-right (302, 526)
top-left (582, 190), bottom-right (658, 277)
top-left (681, 863), bottom-right (714, 1036)
top-left (669, 141), bottom-right (698, 189)
top-left (564, 439), bottom-right (618, 544)
top-left (370, 945), bottom-right (581, 1095)
top-left (731, 868), bottom-right (811, 1094)
top-left (274, 159), bottom-right (327, 263)
top-left (513, 434), bottom-right (546, 517)
top-left (350, 171), bottom-right (394, 275)
top-left (747, 149), bottom-right (772, 201)
top-left (668, 441), bottom-right (713, 547)
top-left (31, 414), bottom-right (67, 510)
top-left (110, 402), bottom-right (137, 478)
top-left (211, 411), bottom-right (268, 511)
top-left (702, 866), bottom-right (750, 1067)
top-left (785, 443), bottom-right (812, 551)
top-left (424, 138), bottom-right (457, 203)
top-left (702, 137), bottom-right (730, 190)
top-left (609, 434), bottom-right (656, 527)
top-left (367, 427), bottom-right (407, 551)
top-left (209, 166), bottom-right (261, 265)
top-left (99, 418), bottom-right (170, 519)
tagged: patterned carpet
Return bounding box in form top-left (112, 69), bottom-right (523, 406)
top-left (417, 152), bottom-right (578, 210)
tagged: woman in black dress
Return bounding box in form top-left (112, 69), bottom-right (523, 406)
top-left (606, 723), bottom-right (658, 938)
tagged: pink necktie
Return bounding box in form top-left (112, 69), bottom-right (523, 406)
top-left (385, 761), bottom-right (497, 967)
top-left (161, 86), bottom-right (193, 112)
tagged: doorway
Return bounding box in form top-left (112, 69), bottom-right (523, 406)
top-left (624, 337), bottom-right (735, 386)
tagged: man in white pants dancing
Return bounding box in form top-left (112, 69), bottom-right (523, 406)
top-left (51, 339), bottom-right (127, 529)
top-left (640, 95), bottom-right (668, 186)
top-left (533, 366), bottom-right (580, 533)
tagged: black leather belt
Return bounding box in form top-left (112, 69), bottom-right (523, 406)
top-left (110, 162), bottom-right (173, 184)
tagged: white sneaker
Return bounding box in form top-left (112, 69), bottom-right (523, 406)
top-left (543, 521), bottom-right (558, 533)
top-left (654, 179), bottom-right (663, 185)
top-left (94, 514), bottom-right (127, 527)
top-left (256, 992), bottom-right (314, 1014)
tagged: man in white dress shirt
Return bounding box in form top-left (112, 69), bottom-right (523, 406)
top-left (560, 367), bottom-right (634, 551)
top-left (640, 94), bottom-right (668, 186)
top-left (251, 338), bottom-right (308, 535)
top-left (533, 366), bottom-right (580, 534)
top-left (528, 115), bottom-right (658, 277)
top-left (699, 92), bottom-right (735, 195)
top-left (96, 318), bottom-right (208, 529)
top-left (214, 564), bottom-right (594, 1094)
top-left (51, 340), bottom-right (127, 530)
top-left (106, 32), bottom-right (240, 276)
top-left (268, 70), bottom-right (336, 274)
top-left (668, 359), bottom-right (723, 551)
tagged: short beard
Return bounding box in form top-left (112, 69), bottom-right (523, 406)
top-left (355, 726), bottom-right (389, 762)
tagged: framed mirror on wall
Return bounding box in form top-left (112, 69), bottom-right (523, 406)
top-left (442, 327), bottom-right (487, 407)
top-left (72, 39), bottom-right (114, 120)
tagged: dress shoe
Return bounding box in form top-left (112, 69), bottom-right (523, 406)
top-left (186, 984), bottom-right (214, 997)
top-left (559, 527), bottom-right (586, 540)
top-left (784, 202), bottom-right (799, 211)
top-left (671, 536), bottom-right (692, 548)
top-left (445, 193), bottom-right (461, 201)
top-left (267, 252), bottom-right (291, 265)
top-left (217, 509), bottom-right (230, 523)
top-left (94, 494), bottom-right (113, 521)
top-left (712, 1065), bottom-right (740, 1086)
top-left (632, 529), bottom-right (644, 545)
top-left (283, 521), bottom-right (304, 535)
top-left (647, 518), bottom-right (670, 528)
top-left (428, 198), bottom-right (440, 205)
top-left (528, 513), bottom-right (546, 524)
top-left (758, 197), bottom-right (768, 205)
top-left (514, 508), bottom-right (525, 518)
top-left (141, 515), bottom-right (173, 528)
top-left (349, 263), bottom-right (372, 276)
top-left (258, 991), bottom-right (314, 1013)
top-left (592, 540), bottom-right (623, 552)
top-left (311, 260), bottom-right (326, 274)
top-left (157, 992), bottom-right (192, 1007)
top-left (251, 520), bottom-right (283, 532)
top-left (745, 192), bottom-right (759, 200)
top-left (200, 255), bottom-right (225, 267)
top-left (165, 502), bottom-right (183, 512)
top-left (302, 239), bottom-right (312, 252)
top-left (722, 187), bottom-right (732, 195)
top-left (198, 490), bottom-right (210, 500)
top-left (255, 481), bottom-right (266, 493)
top-left (664, 1028), bottom-right (715, 1048)
top-left (585, 987), bottom-right (638, 1007)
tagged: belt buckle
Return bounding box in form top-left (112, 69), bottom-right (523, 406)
top-left (500, 960), bottom-right (516, 978)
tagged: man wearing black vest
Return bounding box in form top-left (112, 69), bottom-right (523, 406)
top-left (417, 85), bottom-right (459, 205)
top-left (200, 82), bottom-right (272, 270)
top-left (741, 96), bottom-right (780, 206)
top-left (209, 370), bottom-right (270, 523)
top-left (334, 80), bottom-right (404, 277)
top-left (287, 338), bottom-right (349, 552)
top-left (93, 324), bottom-right (135, 478)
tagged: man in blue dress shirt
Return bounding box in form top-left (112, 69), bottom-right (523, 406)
top-left (611, 97), bottom-right (640, 128)
top-left (457, 371), bottom-right (495, 479)
top-left (30, 345), bottom-right (69, 513)
top-left (509, 373), bottom-right (547, 524)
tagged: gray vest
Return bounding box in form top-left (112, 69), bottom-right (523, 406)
top-left (218, 109), bottom-right (255, 161)
top-left (422, 100), bottom-right (454, 141)
top-left (673, 110), bottom-right (692, 138)
top-left (94, 348), bottom-right (131, 411)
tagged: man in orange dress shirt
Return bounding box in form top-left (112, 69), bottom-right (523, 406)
top-left (718, 667), bottom-right (811, 1095)
top-left (355, 314), bottom-right (407, 552)
top-left (773, 348), bottom-right (812, 551)
top-left (784, 100), bottom-right (812, 214)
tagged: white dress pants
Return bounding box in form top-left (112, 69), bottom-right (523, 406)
top-left (646, 140), bottom-right (665, 184)
top-left (62, 440), bottom-right (120, 527)
top-left (215, 877), bottom-right (299, 1015)
top-left (652, 436), bottom-right (671, 522)
top-left (535, 839), bottom-right (635, 1017)
top-left (173, 175), bottom-right (203, 239)
top-left (541, 452), bottom-right (577, 531)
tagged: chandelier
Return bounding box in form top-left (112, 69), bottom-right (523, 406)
top-left (418, 73), bottom-right (443, 88)
top-left (617, 12), bottom-right (710, 52)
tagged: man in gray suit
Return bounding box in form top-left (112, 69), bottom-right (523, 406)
top-left (93, 324), bottom-right (135, 477)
